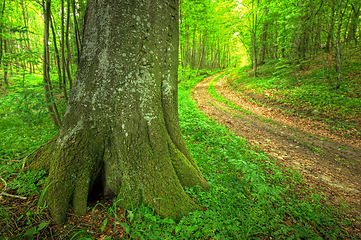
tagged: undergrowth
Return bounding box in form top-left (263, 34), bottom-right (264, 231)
top-left (0, 69), bottom-right (351, 239)
top-left (228, 60), bottom-right (361, 139)
top-left (118, 70), bottom-right (345, 239)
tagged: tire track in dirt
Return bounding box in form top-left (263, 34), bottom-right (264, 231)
top-left (193, 73), bottom-right (361, 218)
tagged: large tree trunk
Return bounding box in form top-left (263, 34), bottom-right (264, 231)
top-left (29, 0), bottom-right (208, 224)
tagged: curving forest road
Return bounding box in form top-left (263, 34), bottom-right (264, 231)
top-left (193, 72), bottom-right (361, 220)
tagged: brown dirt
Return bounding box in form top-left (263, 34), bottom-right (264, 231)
top-left (0, 189), bottom-right (128, 239)
top-left (193, 73), bottom-right (361, 235)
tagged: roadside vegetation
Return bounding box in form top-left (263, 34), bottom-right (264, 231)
top-left (1, 69), bottom-right (358, 239)
top-left (226, 51), bottom-right (361, 141)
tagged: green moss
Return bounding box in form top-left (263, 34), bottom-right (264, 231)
top-left (169, 140), bottom-right (209, 190)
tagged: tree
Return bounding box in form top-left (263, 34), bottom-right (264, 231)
top-left (42, 0), bottom-right (62, 127)
top-left (179, 0), bottom-right (235, 71)
top-left (29, 0), bottom-right (208, 224)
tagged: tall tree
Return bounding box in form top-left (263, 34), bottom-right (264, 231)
top-left (42, 0), bottom-right (62, 127)
top-left (29, 0), bottom-right (208, 224)
top-left (251, 0), bottom-right (258, 77)
top-left (65, 0), bottom-right (73, 88)
top-left (72, 0), bottom-right (81, 64)
top-left (179, 0), bottom-right (235, 71)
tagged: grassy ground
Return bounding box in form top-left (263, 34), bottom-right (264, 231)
top-left (227, 54), bottom-right (361, 140)
top-left (0, 69), bottom-right (355, 239)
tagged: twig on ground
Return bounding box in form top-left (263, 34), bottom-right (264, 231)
top-left (0, 176), bottom-right (7, 191)
top-left (0, 192), bottom-right (27, 200)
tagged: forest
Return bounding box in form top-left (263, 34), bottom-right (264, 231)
top-left (0, 0), bottom-right (360, 239)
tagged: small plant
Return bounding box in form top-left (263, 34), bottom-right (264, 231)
top-left (23, 222), bottom-right (49, 238)
top-left (7, 170), bottom-right (47, 195)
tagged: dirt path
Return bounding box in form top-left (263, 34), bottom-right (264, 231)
top-left (193, 73), bottom-right (361, 219)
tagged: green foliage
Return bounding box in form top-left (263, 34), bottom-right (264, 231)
top-left (115, 69), bottom-right (344, 239)
top-left (0, 74), bottom-right (59, 159)
top-left (0, 69), bottom-right (349, 239)
top-left (23, 222), bottom-right (50, 237)
top-left (229, 63), bottom-right (360, 138)
top-left (7, 170), bottom-right (47, 195)
top-left (179, 0), bottom-right (238, 69)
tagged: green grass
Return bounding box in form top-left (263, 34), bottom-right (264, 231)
top-left (227, 63), bottom-right (361, 139)
top-left (0, 73), bottom-right (61, 160)
top-left (0, 70), bottom-right (349, 239)
top-left (230, 63), bottom-right (361, 121)
top-left (120, 71), bottom-right (345, 239)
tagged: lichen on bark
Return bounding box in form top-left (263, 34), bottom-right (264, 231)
top-left (27, 0), bottom-right (208, 224)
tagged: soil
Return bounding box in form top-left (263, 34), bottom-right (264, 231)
top-left (193, 73), bottom-right (361, 236)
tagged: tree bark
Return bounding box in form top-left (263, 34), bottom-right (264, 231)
top-left (30, 0), bottom-right (208, 224)
top-left (61, 0), bottom-right (68, 92)
top-left (50, 15), bottom-right (67, 99)
top-left (347, 3), bottom-right (360, 44)
top-left (334, 0), bottom-right (342, 89)
top-left (72, 0), bottom-right (81, 64)
top-left (42, 0), bottom-right (62, 127)
top-left (310, 0), bottom-right (330, 83)
top-left (0, 0), bottom-right (7, 86)
top-left (258, 8), bottom-right (269, 66)
top-left (251, 0), bottom-right (257, 77)
top-left (3, 39), bottom-right (9, 85)
top-left (65, 0), bottom-right (73, 89)
top-left (325, 2), bottom-right (336, 52)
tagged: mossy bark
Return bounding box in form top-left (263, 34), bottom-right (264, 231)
top-left (28, 0), bottom-right (208, 224)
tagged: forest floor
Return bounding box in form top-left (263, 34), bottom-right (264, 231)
top-left (193, 72), bottom-right (361, 225)
top-left (1, 70), bottom-right (360, 238)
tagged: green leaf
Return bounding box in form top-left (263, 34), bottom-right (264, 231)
top-left (161, 218), bottom-right (175, 224)
top-left (120, 222), bottom-right (130, 234)
top-left (24, 226), bottom-right (38, 236)
top-left (38, 222), bottom-right (49, 231)
top-left (127, 210), bottom-right (134, 222)
top-left (100, 218), bottom-right (108, 231)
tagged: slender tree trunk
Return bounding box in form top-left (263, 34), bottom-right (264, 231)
top-left (42, 0), bottom-right (62, 127)
top-left (3, 39), bottom-right (8, 85)
top-left (20, 0), bottom-right (33, 73)
top-left (335, 0), bottom-right (342, 89)
top-left (0, 0), bottom-right (6, 85)
top-left (30, 0), bottom-right (208, 225)
top-left (65, 0), bottom-right (73, 89)
top-left (191, 28), bottom-right (195, 69)
top-left (196, 34), bottom-right (206, 75)
top-left (61, 0), bottom-right (68, 93)
top-left (258, 8), bottom-right (268, 65)
top-left (273, 26), bottom-right (278, 59)
top-left (72, 0), bottom-right (81, 64)
top-left (347, 3), bottom-right (360, 44)
top-left (202, 35), bottom-right (207, 69)
top-left (310, 0), bottom-right (330, 83)
top-left (50, 15), bottom-right (67, 100)
top-left (251, 0), bottom-right (257, 77)
top-left (325, 3), bottom-right (335, 52)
